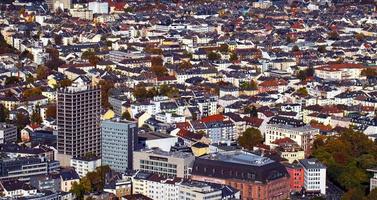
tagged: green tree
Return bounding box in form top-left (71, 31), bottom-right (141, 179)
top-left (207, 51), bottom-right (221, 61)
top-left (328, 31), bottom-right (340, 40)
top-left (317, 45), bottom-right (327, 53)
top-left (238, 128), bottom-right (263, 150)
top-left (70, 181), bottom-right (85, 200)
top-left (219, 44), bottom-right (229, 53)
top-left (159, 84), bottom-right (179, 98)
top-left (250, 106), bottom-right (258, 117)
top-left (295, 87), bottom-right (309, 96)
top-left (5, 76), bottom-right (21, 85)
top-left (122, 110), bottom-right (132, 120)
top-left (292, 45), bottom-right (300, 52)
top-left (341, 188), bottom-right (365, 200)
top-left (0, 104), bottom-right (9, 122)
top-left (366, 188), bottom-right (377, 200)
top-left (229, 52), bottom-right (238, 62)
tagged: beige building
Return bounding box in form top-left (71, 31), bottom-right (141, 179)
top-left (133, 148), bottom-right (195, 178)
top-left (264, 124), bottom-right (319, 154)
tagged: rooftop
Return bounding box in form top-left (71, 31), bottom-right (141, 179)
top-left (201, 150), bottom-right (274, 167)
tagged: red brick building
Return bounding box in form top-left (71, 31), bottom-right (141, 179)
top-left (285, 163), bottom-right (304, 192)
top-left (191, 150), bottom-right (290, 200)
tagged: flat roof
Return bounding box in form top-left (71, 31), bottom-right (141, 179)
top-left (201, 150), bottom-right (273, 167)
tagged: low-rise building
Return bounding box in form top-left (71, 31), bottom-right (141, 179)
top-left (133, 148), bottom-right (195, 178)
top-left (70, 157), bottom-right (101, 178)
top-left (191, 150), bottom-right (290, 200)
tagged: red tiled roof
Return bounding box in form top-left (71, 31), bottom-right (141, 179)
top-left (177, 129), bottom-right (203, 141)
top-left (156, 76), bottom-right (176, 81)
top-left (272, 137), bottom-right (296, 145)
top-left (243, 116), bottom-right (263, 127)
top-left (175, 122), bottom-right (190, 130)
top-left (200, 114), bottom-right (225, 123)
top-left (259, 79), bottom-right (288, 87)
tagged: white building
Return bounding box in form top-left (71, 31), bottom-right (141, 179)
top-left (88, 1), bottom-right (109, 14)
top-left (264, 124), bottom-right (319, 153)
top-left (70, 157), bottom-right (101, 177)
top-left (299, 159), bottom-right (326, 195)
top-left (132, 171), bottom-right (240, 200)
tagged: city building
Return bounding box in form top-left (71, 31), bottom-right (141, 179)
top-left (102, 118), bottom-right (138, 172)
top-left (299, 158), bottom-right (327, 195)
top-left (0, 156), bottom-right (52, 181)
top-left (285, 163), bottom-right (304, 192)
top-left (57, 86), bottom-right (101, 166)
top-left (59, 168), bottom-right (80, 192)
top-left (132, 171), bottom-right (240, 200)
top-left (0, 123), bottom-right (17, 144)
top-left (88, 1), bottom-right (109, 14)
top-left (133, 148), bottom-right (195, 178)
top-left (191, 150), bottom-right (290, 200)
top-left (264, 124), bottom-right (319, 155)
top-left (70, 157), bottom-right (101, 177)
top-left (29, 173), bottom-right (61, 193)
top-left (367, 168), bottom-right (377, 191)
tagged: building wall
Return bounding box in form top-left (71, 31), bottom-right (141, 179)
top-left (57, 86), bottom-right (101, 166)
top-left (133, 151), bottom-right (195, 178)
top-left (101, 119), bottom-right (137, 172)
top-left (286, 167), bottom-right (304, 192)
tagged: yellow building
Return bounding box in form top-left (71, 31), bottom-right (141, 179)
top-left (191, 142), bottom-right (209, 157)
top-left (102, 109), bottom-right (115, 120)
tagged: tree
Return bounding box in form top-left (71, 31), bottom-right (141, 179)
top-left (0, 104), bottom-right (9, 122)
top-left (23, 87), bottom-right (42, 98)
top-left (313, 128), bottom-right (377, 194)
top-left (207, 51), bottom-right (221, 61)
top-left (0, 32), bottom-right (17, 54)
top-left (219, 44), bottom-right (229, 53)
top-left (54, 34), bottom-right (63, 45)
top-left (58, 79), bottom-right (73, 88)
top-left (45, 104), bottom-right (57, 119)
top-left (366, 188), bottom-right (377, 200)
top-left (15, 112), bottom-right (30, 131)
top-left (238, 128), bottom-right (263, 150)
top-left (30, 110), bottom-right (42, 125)
top-left (159, 84), bottom-right (179, 98)
top-left (70, 181), bottom-right (85, 200)
top-left (328, 31), bottom-right (340, 40)
top-left (36, 65), bottom-right (49, 80)
top-left (341, 188), bottom-right (365, 200)
top-left (122, 110), bottom-right (132, 120)
top-left (295, 87), bottom-right (309, 96)
top-left (98, 80), bottom-right (114, 108)
top-left (355, 33), bottom-right (365, 41)
top-left (81, 50), bottom-right (101, 66)
top-left (20, 50), bottom-right (33, 60)
top-left (361, 68), bottom-right (377, 78)
top-left (5, 76), bottom-right (20, 85)
top-left (292, 45), bottom-right (300, 52)
top-left (250, 106), bottom-right (258, 117)
top-left (179, 61), bottom-right (192, 70)
top-left (229, 52), bottom-right (238, 62)
top-left (317, 45), bottom-right (327, 53)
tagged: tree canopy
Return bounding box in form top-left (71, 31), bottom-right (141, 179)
top-left (238, 128), bottom-right (263, 150)
top-left (313, 128), bottom-right (377, 196)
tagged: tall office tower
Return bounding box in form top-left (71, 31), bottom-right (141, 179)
top-left (101, 119), bottom-right (138, 172)
top-left (57, 86), bottom-right (101, 166)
